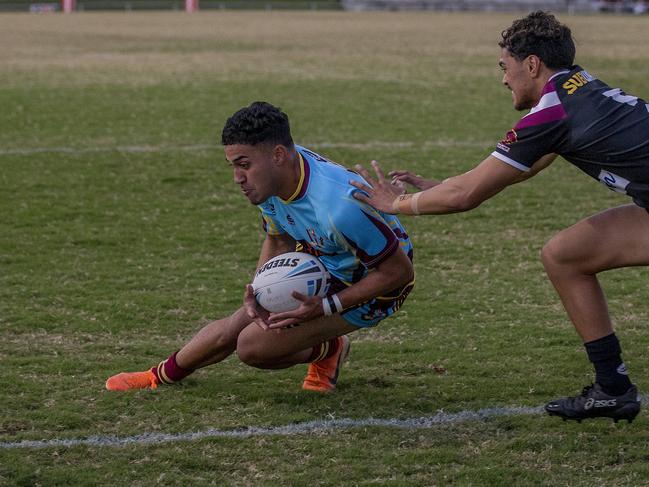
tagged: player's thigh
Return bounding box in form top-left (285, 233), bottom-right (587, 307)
top-left (544, 204), bottom-right (649, 272)
top-left (236, 315), bottom-right (357, 361)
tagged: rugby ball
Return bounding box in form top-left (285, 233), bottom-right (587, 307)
top-left (252, 252), bottom-right (329, 313)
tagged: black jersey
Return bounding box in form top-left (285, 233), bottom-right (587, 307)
top-left (493, 65), bottom-right (649, 208)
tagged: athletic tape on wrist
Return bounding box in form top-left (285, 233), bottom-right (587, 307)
top-left (326, 295), bottom-right (337, 315)
top-left (322, 297), bottom-right (333, 316)
top-left (331, 294), bottom-right (343, 313)
top-left (410, 192), bottom-right (422, 215)
top-left (392, 197), bottom-right (401, 214)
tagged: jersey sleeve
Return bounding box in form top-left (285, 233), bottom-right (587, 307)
top-left (258, 204), bottom-right (286, 236)
top-left (492, 86), bottom-right (568, 170)
top-left (330, 189), bottom-right (399, 269)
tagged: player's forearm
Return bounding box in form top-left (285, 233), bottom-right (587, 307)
top-left (391, 155), bottom-right (533, 215)
top-left (392, 179), bottom-right (479, 215)
top-left (334, 250), bottom-right (414, 311)
top-left (335, 272), bottom-right (407, 311)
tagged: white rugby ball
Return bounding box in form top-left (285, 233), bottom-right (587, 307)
top-left (252, 252), bottom-right (330, 313)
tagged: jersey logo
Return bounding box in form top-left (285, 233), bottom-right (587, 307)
top-left (306, 228), bottom-right (325, 247)
top-left (598, 170), bottom-right (630, 194)
top-left (286, 214), bottom-right (296, 225)
top-left (562, 70), bottom-right (595, 95)
top-left (497, 129), bottom-right (518, 152)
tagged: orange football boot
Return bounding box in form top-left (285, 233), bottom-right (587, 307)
top-left (105, 370), bottom-right (158, 391)
top-left (302, 335), bottom-right (350, 393)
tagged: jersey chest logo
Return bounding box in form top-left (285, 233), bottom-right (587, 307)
top-left (307, 228), bottom-right (326, 247)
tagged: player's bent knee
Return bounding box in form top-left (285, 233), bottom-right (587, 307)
top-left (541, 232), bottom-right (587, 275)
top-left (235, 330), bottom-right (276, 368)
top-left (236, 346), bottom-right (264, 368)
top-left (236, 347), bottom-right (277, 369)
top-left (540, 239), bottom-right (558, 270)
top-left (541, 244), bottom-right (567, 278)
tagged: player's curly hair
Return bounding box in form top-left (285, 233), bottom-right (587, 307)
top-left (499, 11), bottom-right (575, 69)
top-left (221, 101), bottom-right (294, 147)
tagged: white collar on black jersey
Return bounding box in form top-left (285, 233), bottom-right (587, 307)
top-left (548, 69), bottom-right (571, 82)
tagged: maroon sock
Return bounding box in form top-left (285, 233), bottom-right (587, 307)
top-left (305, 338), bottom-right (340, 363)
top-left (150, 351), bottom-right (193, 385)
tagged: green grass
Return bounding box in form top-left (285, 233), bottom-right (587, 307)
top-left (2, 11), bottom-right (649, 486)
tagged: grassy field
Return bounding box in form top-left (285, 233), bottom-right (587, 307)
top-left (2, 10), bottom-right (649, 486)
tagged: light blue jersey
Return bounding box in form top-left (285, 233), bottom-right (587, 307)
top-left (258, 146), bottom-right (414, 327)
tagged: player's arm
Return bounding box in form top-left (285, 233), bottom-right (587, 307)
top-left (332, 247), bottom-right (413, 310)
top-left (351, 154), bottom-right (556, 215)
top-left (267, 247), bottom-right (413, 329)
top-left (389, 154), bottom-right (556, 192)
top-left (411, 152), bottom-right (557, 211)
top-left (255, 232), bottom-right (296, 269)
top-left (508, 153), bottom-right (556, 184)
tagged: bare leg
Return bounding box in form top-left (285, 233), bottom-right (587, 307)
top-left (541, 205), bottom-right (649, 420)
top-left (176, 307), bottom-right (253, 369)
top-left (106, 308), bottom-right (254, 391)
top-left (236, 314), bottom-right (357, 369)
top-left (541, 204), bottom-right (649, 342)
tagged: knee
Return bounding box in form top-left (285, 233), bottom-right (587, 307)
top-left (540, 232), bottom-right (573, 274)
top-left (540, 237), bottom-right (559, 270)
top-left (236, 328), bottom-right (272, 369)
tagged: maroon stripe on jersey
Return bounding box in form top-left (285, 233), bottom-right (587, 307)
top-left (515, 104), bottom-right (567, 131)
top-left (294, 156), bottom-right (311, 201)
top-left (540, 79), bottom-right (557, 96)
top-left (340, 210), bottom-right (399, 268)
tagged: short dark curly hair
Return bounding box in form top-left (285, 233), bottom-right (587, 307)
top-left (221, 101), bottom-right (294, 147)
top-left (499, 11), bottom-right (575, 70)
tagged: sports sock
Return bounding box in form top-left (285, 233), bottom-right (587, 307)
top-left (150, 351), bottom-right (193, 385)
top-left (305, 338), bottom-right (340, 363)
top-left (584, 333), bottom-right (632, 396)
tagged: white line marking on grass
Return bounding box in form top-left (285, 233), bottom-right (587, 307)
top-left (0, 139), bottom-right (492, 157)
top-left (0, 404), bottom-right (544, 450)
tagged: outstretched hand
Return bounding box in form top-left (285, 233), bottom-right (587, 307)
top-left (350, 160), bottom-right (404, 214)
top-left (267, 292), bottom-right (324, 329)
